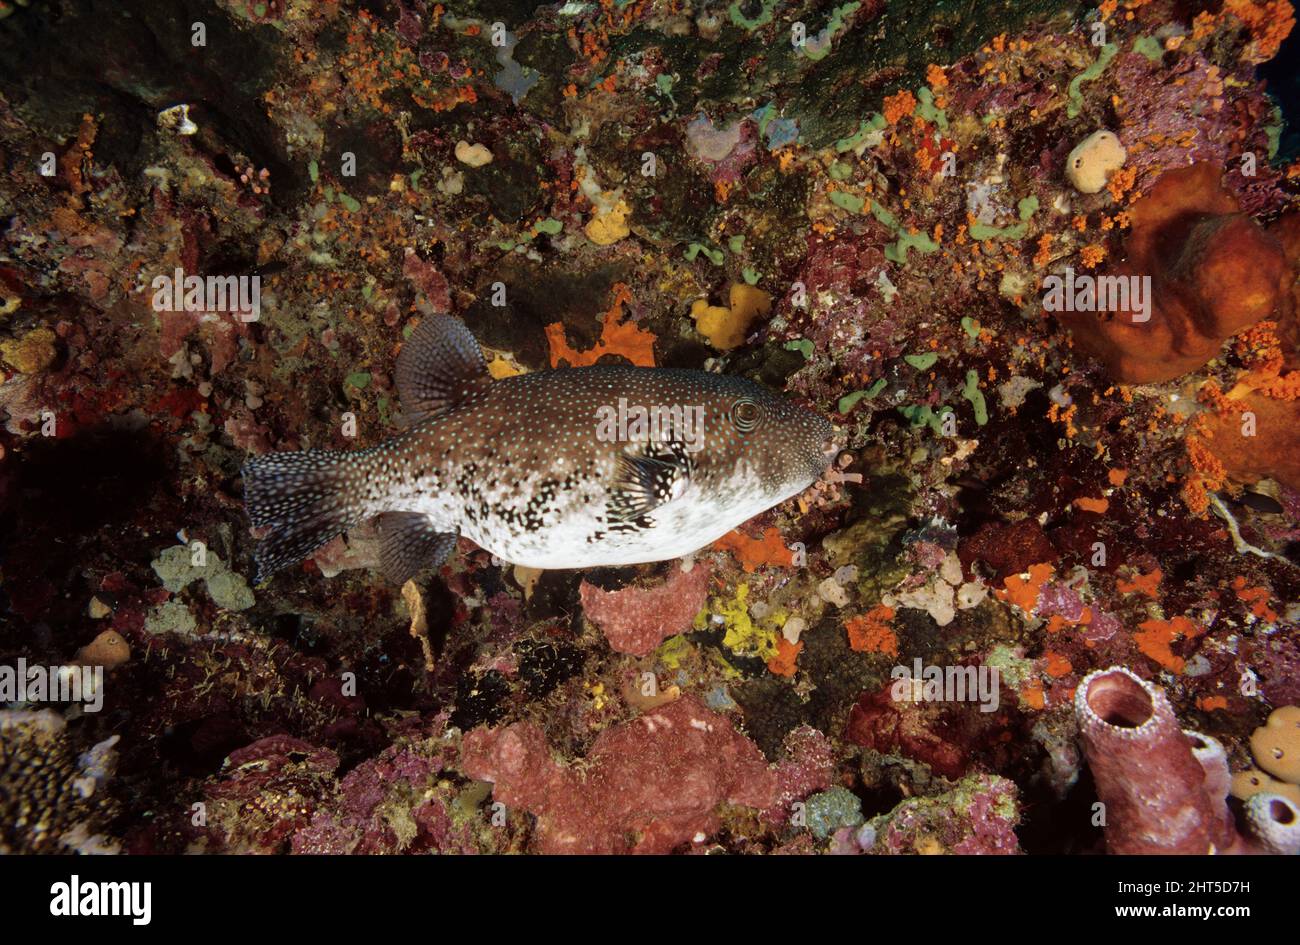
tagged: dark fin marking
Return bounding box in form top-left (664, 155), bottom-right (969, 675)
top-left (242, 450), bottom-right (367, 583)
top-left (395, 315), bottom-right (491, 425)
top-left (377, 512), bottom-right (457, 584)
top-left (608, 444), bottom-right (692, 527)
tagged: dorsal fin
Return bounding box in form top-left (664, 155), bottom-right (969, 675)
top-left (395, 315), bottom-right (491, 424)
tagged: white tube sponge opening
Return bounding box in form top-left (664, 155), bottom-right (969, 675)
top-left (1245, 793), bottom-right (1300, 855)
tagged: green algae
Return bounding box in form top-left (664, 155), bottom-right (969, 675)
top-left (834, 113), bottom-right (886, 153)
top-left (969, 220), bottom-right (1027, 241)
top-left (869, 200), bottom-right (898, 229)
top-left (885, 230), bottom-right (939, 263)
top-left (915, 86), bottom-right (947, 130)
top-left (838, 378), bottom-right (888, 412)
top-left (898, 403), bottom-right (954, 435)
top-left (742, 267), bottom-right (761, 284)
top-left (961, 316), bottom-right (981, 339)
top-left (1066, 42), bottom-right (1117, 118)
top-left (728, 0), bottom-right (778, 30)
top-left (685, 242), bottom-right (725, 265)
top-left (345, 371), bottom-right (371, 390)
top-left (802, 2), bottom-right (862, 62)
top-left (962, 369), bottom-right (988, 426)
top-left (877, 202), bottom-right (940, 262)
top-left (904, 352), bottom-right (938, 370)
top-left (655, 72), bottom-right (676, 105)
top-left (968, 197), bottom-right (1035, 241)
top-left (1132, 35), bottom-right (1163, 61)
top-left (830, 190), bottom-right (865, 213)
top-left (785, 338), bottom-right (814, 359)
top-left (1266, 105), bottom-right (1283, 159)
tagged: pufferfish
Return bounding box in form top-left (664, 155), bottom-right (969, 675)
top-left (243, 315), bottom-right (839, 583)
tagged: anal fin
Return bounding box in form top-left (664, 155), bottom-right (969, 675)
top-left (377, 512), bottom-right (457, 583)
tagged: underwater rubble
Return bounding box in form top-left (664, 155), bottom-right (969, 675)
top-left (0, 0), bottom-right (1298, 858)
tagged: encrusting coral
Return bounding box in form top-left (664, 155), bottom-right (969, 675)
top-left (0, 710), bottom-right (120, 854)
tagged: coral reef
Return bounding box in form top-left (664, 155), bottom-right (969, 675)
top-left (861, 773), bottom-right (1022, 855)
top-left (1, 0), bottom-right (1298, 858)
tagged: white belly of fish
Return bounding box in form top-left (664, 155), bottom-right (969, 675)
top-left (458, 472), bottom-right (813, 569)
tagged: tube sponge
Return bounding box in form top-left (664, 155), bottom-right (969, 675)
top-left (1075, 667), bottom-right (1220, 854)
top-left (1077, 666), bottom-right (1300, 855)
top-left (1244, 793), bottom-right (1300, 855)
top-left (1184, 729), bottom-right (1237, 851)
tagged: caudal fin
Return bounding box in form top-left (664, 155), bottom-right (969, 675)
top-left (242, 449), bottom-right (369, 582)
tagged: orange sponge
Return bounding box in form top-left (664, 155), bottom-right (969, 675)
top-left (1061, 164), bottom-right (1294, 384)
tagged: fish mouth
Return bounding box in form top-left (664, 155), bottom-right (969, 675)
top-left (821, 423), bottom-right (846, 465)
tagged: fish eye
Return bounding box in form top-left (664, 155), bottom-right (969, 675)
top-left (730, 398), bottom-right (760, 432)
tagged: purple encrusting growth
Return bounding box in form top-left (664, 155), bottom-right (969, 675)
top-left (243, 316), bottom-right (834, 582)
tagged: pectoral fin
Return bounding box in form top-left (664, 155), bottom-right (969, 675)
top-left (608, 445), bottom-right (692, 528)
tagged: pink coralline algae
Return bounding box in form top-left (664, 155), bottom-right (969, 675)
top-left (1075, 667), bottom-right (1300, 855)
top-left (202, 735), bottom-right (341, 853)
top-left (767, 725), bottom-right (836, 824)
top-left (1242, 633), bottom-right (1300, 707)
top-left (578, 564), bottom-right (711, 656)
top-left (292, 738), bottom-right (478, 855)
top-left (460, 695), bottom-right (777, 853)
top-left (402, 248), bottom-right (451, 314)
top-left (862, 773), bottom-right (1022, 855)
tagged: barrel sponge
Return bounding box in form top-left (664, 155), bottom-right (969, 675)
top-left (1061, 163), bottom-right (1294, 384)
top-left (1076, 666), bottom-right (1300, 855)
